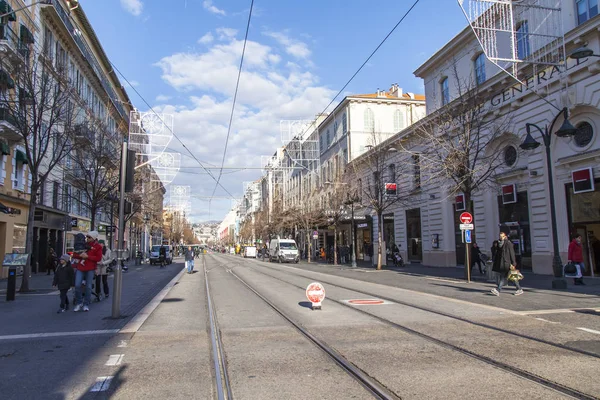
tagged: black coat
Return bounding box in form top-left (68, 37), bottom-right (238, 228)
top-left (53, 263), bottom-right (75, 290)
top-left (491, 240), bottom-right (516, 273)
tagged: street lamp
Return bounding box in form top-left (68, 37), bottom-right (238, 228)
top-left (568, 47), bottom-right (600, 60)
top-left (519, 107), bottom-right (577, 289)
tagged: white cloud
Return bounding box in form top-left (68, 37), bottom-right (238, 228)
top-left (264, 31), bottom-right (311, 59)
top-left (198, 32), bottom-right (214, 45)
top-left (203, 0), bottom-right (226, 16)
top-left (216, 27), bottom-right (237, 40)
top-left (120, 0), bottom-right (143, 16)
top-left (155, 94), bottom-right (172, 102)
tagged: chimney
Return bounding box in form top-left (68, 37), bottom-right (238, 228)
top-left (376, 88), bottom-right (386, 98)
top-left (407, 92), bottom-right (415, 99)
top-left (389, 83), bottom-right (401, 97)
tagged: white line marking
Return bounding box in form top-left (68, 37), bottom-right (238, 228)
top-left (136, 268), bottom-right (142, 270)
top-left (0, 330), bottom-right (120, 341)
top-left (105, 354), bottom-right (124, 366)
top-left (120, 266), bottom-right (187, 333)
top-left (90, 376), bottom-right (113, 392)
top-left (534, 317), bottom-right (560, 324)
top-left (117, 340), bottom-right (128, 348)
top-left (516, 308), bottom-right (599, 316)
top-left (426, 277), bottom-right (467, 284)
top-left (577, 327), bottom-right (600, 335)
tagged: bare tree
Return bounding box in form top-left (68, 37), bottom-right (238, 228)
top-left (285, 190), bottom-right (326, 263)
top-left (399, 62), bottom-right (511, 277)
top-left (1, 44), bottom-right (79, 291)
top-left (66, 116), bottom-right (120, 230)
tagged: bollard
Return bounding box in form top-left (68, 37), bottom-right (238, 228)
top-left (6, 266), bottom-right (16, 301)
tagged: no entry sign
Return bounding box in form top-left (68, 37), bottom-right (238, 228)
top-left (306, 282), bottom-right (325, 310)
top-left (459, 212), bottom-right (473, 224)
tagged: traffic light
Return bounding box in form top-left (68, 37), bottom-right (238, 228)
top-left (125, 149), bottom-right (136, 192)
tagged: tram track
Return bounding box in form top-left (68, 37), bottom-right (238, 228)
top-left (217, 254), bottom-right (599, 400)
top-left (204, 253), bottom-right (401, 400)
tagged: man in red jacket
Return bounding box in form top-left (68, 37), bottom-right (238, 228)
top-left (72, 231), bottom-right (103, 311)
top-left (568, 233), bottom-right (586, 286)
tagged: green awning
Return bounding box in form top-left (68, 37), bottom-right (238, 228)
top-left (0, 69), bottom-right (14, 89)
top-left (15, 149), bottom-right (27, 164)
top-left (19, 24), bottom-right (34, 44)
top-left (0, 1), bottom-right (16, 22)
top-left (0, 142), bottom-right (9, 156)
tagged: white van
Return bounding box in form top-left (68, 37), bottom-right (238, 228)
top-left (269, 238), bottom-right (299, 263)
top-left (244, 246), bottom-right (257, 258)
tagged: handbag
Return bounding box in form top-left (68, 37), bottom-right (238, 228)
top-left (507, 268), bottom-right (524, 281)
top-left (564, 262), bottom-right (577, 275)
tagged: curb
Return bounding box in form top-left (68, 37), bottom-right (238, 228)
top-left (120, 266), bottom-right (187, 333)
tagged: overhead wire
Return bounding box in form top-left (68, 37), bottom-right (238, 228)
top-left (210, 0), bottom-right (255, 199)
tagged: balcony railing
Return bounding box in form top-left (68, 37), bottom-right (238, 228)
top-left (0, 106), bottom-right (17, 126)
top-left (0, 24), bottom-right (29, 58)
top-left (41, 0), bottom-right (128, 121)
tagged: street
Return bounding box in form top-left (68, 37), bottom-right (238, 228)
top-left (0, 253), bottom-right (599, 399)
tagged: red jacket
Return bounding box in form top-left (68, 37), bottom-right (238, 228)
top-left (72, 241), bottom-right (103, 272)
top-left (568, 240), bottom-right (584, 263)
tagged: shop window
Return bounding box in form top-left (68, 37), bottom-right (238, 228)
top-left (574, 122), bottom-right (594, 148)
top-left (504, 145), bottom-right (518, 167)
top-left (12, 224), bottom-right (26, 253)
top-left (577, 0), bottom-right (598, 25)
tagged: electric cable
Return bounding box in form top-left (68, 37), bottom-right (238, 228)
top-left (210, 0), bottom-right (255, 199)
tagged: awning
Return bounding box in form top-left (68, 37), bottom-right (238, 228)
top-left (15, 149), bottom-right (27, 164)
top-left (0, 1), bottom-right (16, 22)
top-left (19, 24), bottom-right (34, 44)
top-left (0, 69), bottom-right (14, 89)
top-left (0, 142), bottom-right (9, 155)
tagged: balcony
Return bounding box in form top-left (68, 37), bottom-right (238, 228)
top-left (0, 24), bottom-right (28, 62)
top-left (0, 107), bottom-right (21, 143)
top-left (73, 123), bottom-right (94, 144)
top-left (40, 0), bottom-right (128, 122)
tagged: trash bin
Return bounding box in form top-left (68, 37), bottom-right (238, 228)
top-left (6, 266), bottom-right (16, 301)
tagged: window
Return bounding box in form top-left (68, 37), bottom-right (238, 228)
top-left (13, 150), bottom-right (26, 190)
top-left (38, 175), bottom-right (45, 205)
top-left (413, 154), bottom-right (421, 189)
top-left (441, 77), bottom-right (449, 105)
top-left (393, 109), bottom-right (404, 132)
top-left (43, 26), bottom-right (54, 59)
top-left (474, 53), bottom-right (486, 85)
top-left (364, 108), bottom-right (374, 132)
top-left (319, 134), bottom-right (323, 153)
top-left (52, 181), bottom-right (59, 209)
top-left (342, 113), bottom-right (347, 133)
top-left (516, 21), bottom-right (530, 60)
top-left (373, 171), bottom-right (380, 197)
top-left (577, 0), bottom-right (598, 25)
top-left (504, 145), bottom-right (518, 167)
top-left (326, 129), bottom-right (330, 146)
top-left (388, 164), bottom-right (396, 183)
top-left (334, 121), bottom-right (339, 138)
top-left (63, 184), bottom-right (72, 212)
top-left (12, 224), bottom-right (26, 253)
top-left (574, 122), bottom-right (594, 148)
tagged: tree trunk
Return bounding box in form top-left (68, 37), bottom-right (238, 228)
top-left (377, 212), bottom-right (383, 270)
top-left (333, 226), bottom-right (338, 266)
top-left (306, 231), bottom-right (311, 263)
top-left (20, 194), bottom-right (38, 292)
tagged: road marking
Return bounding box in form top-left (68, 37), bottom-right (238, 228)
top-left (426, 277), bottom-right (467, 284)
top-left (515, 308), bottom-right (600, 316)
top-left (0, 329), bottom-right (120, 341)
top-left (105, 354), bottom-right (124, 366)
top-left (534, 317), bottom-right (560, 324)
top-left (577, 327), bottom-right (600, 335)
top-left (120, 266), bottom-right (187, 333)
top-left (136, 268), bottom-right (142, 271)
top-left (117, 340), bottom-right (128, 348)
top-left (90, 376), bottom-right (113, 392)
top-left (343, 299), bottom-right (392, 305)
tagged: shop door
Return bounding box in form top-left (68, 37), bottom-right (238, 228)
top-left (406, 208), bottom-right (422, 262)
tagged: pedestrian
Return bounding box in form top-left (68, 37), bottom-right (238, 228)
top-left (95, 243), bottom-right (112, 300)
top-left (159, 244), bottom-right (167, 268)
top-left (568, 233), bottom-right (586, 286)
top-left (490, 226), bottom-right (523, 296)
top-left (471, 242), bottom-right (484, 275)
top-left (52, 254), bottom-right (74, 313)
top-left (185, 246), bottom-right (195, 274)
top-left (46, 247), bottom-right (58, 275)
top-left (71, 231), bottom-right (103, 312)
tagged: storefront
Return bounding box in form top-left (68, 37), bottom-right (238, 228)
top-left (566, 174), bottom-right (600, 277)
top-left (355, 216), bottom-right (372, 261)
top-left (405, 208), bottom-right (422, 262)
top-left (496, 184), bottom-right (532, 270)
top-left (32, 206), bottom-right (69, 273)
top-left (0, 196), bottom-right (29, 279)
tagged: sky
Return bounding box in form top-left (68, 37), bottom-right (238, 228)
top-left (80, 0), bottom-right (469, 223)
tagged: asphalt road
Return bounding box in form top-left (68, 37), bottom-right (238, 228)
top-left (1, 253), bottom-right (599, 399)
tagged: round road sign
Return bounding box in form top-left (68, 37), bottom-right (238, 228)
top-left (459, 212), bottom-right (473, 224)
top-left (306, 282), bottom-right (325, 305)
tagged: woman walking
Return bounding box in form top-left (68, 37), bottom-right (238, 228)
top-left (490, 226), bottom-right (523, 296)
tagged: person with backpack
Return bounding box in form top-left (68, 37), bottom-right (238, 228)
top-left (159, 245), bottom-right (167, 268)
top-left (185, 246), bottom-right (195, 273)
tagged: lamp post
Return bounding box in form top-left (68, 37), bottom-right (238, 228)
top-left (519, 107), bottom-right (577, 289)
